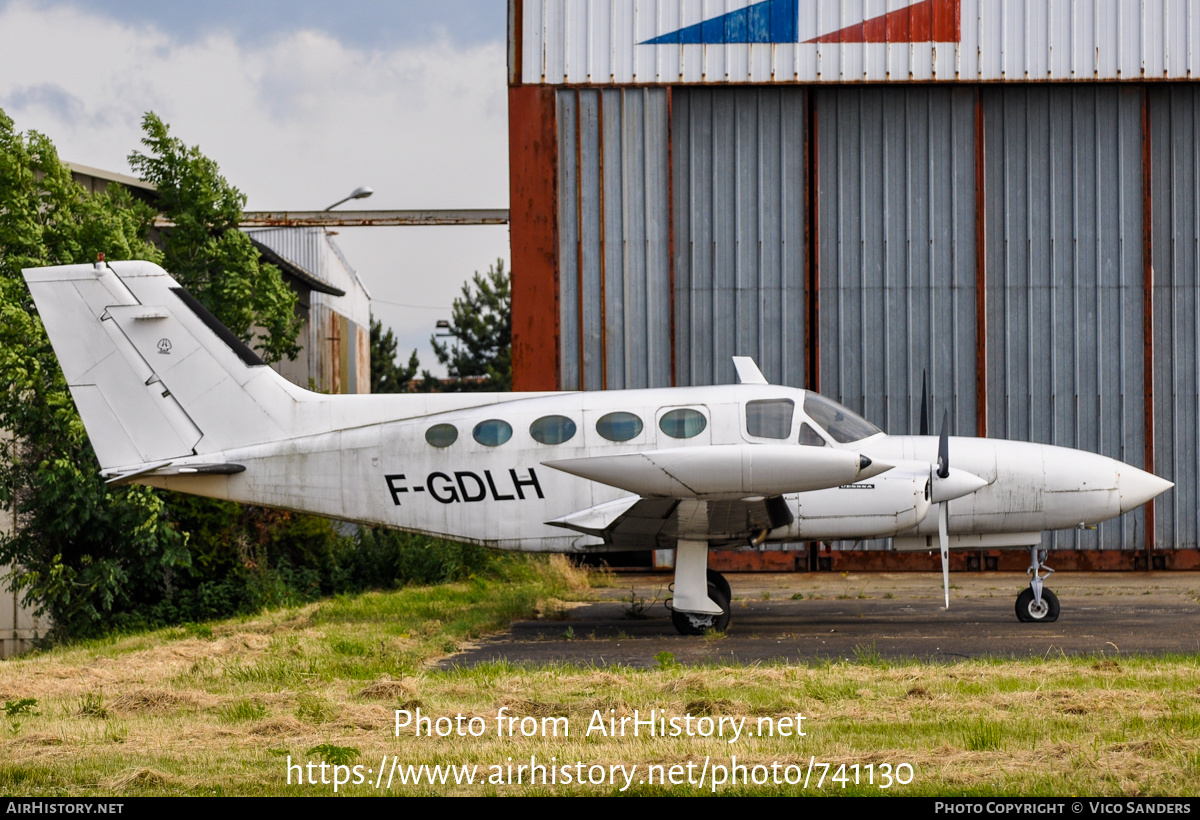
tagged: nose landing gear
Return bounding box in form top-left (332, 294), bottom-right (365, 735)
top-left (1016, 546), bottom-right (1059, 623)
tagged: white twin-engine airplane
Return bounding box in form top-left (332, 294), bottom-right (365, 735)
top-left (25, 260), bottom-right (1173, 635)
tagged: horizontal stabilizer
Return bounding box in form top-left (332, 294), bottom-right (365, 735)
top-left (105, 462), bottom-right (246, 485)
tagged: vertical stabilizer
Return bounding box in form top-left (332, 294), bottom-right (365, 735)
top-left (24, 260), bottom-right (309, 473)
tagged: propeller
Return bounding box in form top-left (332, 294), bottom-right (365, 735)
top-left (920, 376), bottom-right (989, 610)
top-left (919, 370), bottom-right (929, 436)
top-left (936, 410), bottom-right (950, 608)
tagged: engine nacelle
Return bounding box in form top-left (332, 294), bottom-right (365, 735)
top-left (787, 469), bottom-right (932, 540)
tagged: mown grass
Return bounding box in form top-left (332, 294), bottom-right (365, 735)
top-left (1, 558), bottom-right (1198, 796)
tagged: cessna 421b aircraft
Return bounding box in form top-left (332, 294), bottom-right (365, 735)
top-left (24, 260), bottom-right (1173, 634)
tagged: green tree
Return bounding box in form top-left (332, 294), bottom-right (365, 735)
top-left (370, 317), bottom-right (419, 393)
top-left (428, 259), bottom-right (511, 392)
top-left (0, 110), bottom-right (322, 640)
top-left (0, 109), bottom-right (187, 638)
top-left (128, 112), bottom-right (300, 364)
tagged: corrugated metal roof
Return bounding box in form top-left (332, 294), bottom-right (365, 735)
top-left (65, 161), bottom-right (157, 192)
top-left (518, 0), bottom-right (1200, 85)
top-left (248, 237), bottom-right (346, 297)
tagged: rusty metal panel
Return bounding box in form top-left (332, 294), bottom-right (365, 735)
top-left (247, 228), bottom-right (372, 393)
top-left (672, 87), bottom-right (807, 388)
top-left (1149, 85), bottom-right (1200, 550)
top-left (341, 315), bottom-right (353, 395)
top-left (983, 85), bottom-right (1146, 551)
top-left (557, 88), bottom-right (673, 390)
top-left (519, 0), bottom-right (1199, 85)
top-left (235, 210), bottom-right (508, 228)
top-left (356, 321), bottom-right (371, 395)
top-left (510, 86), bottom-right (562, 392)
top-left (817, 86), bottom-right (977, 438)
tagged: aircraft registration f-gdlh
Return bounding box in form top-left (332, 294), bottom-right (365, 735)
top-left (23, 260), bottom-right (1173, 634)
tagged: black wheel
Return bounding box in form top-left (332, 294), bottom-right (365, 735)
top-left (1015, 587), bottom-right (1060, 623)
top-left (707, 569), bottom-right (732, 603)
top-left (670, 583), bottom-right (732, 636)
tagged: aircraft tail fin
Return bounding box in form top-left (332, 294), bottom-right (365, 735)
top-left (23, 260), bottom-right (310, 474)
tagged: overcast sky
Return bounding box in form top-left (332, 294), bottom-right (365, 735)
top-left (0, 0), bottom-right (510, 375)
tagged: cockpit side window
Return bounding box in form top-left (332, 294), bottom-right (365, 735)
top-left (802, 393), bottom-right (882, 444)
top-left (799, 422), bottom-right (827, 447)
top-left (745, 399), bottom-right (794, 439)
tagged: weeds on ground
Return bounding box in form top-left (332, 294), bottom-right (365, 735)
top-left (2, 561), bottom-right (1200, 796)
top-left (621, 587), bottom-right (660, 620)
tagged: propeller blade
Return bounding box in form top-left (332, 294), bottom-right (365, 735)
top-left (920, 370), bottom-right (929, 436)
top-left (938, 501), bottom-right (950, 609)
top-left (937, 409), bottom-right (950, 479)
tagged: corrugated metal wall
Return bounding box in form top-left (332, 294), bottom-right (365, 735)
top-left (816, 86), bottom-right (977, 439)
top-left (0, 433), bottom-right (45, 657)
top-left (557, 88), bottom-right (673, 390)
top-left (549, 80), bottom-right (1194, 551)
top-left (673, 87), bottom-right (808, 387)
top-left (1150, 85), bottom-right (1200, 551)
top-left (983, 85), bottom-right (1147, 551)
top-left (246, 228), bottom-right (372, 395)
top-left (521, 0), bottom-right (1200, 86)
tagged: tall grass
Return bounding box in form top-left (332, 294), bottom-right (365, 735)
top-left (0, 559), bottom-right (1197, 796)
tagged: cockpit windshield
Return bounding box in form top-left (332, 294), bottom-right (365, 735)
top-left (802, 393), bottom-right (882, 444)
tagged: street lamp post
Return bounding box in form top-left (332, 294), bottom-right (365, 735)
top-left (323, 186), bottom-right (374, 211)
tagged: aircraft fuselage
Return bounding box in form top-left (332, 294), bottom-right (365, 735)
top-left (138, 384), bottom-right (1164, 552)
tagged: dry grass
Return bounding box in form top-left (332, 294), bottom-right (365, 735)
top-left (1, 562), bottom-right (1198, 796)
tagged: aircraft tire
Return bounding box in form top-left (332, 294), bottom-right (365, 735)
top-left (670, 584), bottom-right (732, 636)
top-left (1015, 587), bottom-right (1060, 623)
top-left (707, 569), bottom-right (732, 603)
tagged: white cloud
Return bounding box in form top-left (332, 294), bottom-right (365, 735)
top-left (0, 0), bottom-right (511, 375)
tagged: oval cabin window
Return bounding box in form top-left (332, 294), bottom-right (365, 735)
top-left (596, 412), bottom-right (644, 442)
top-left (425, 424), bottom-right (458, 448)
top-left (472, 419), bottom-right (513, 447)
top-left (530, 415), bottom-right (577, 445)
top-left (659, 408), bottom-right (707, 439)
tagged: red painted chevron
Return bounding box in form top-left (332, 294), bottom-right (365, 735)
top-left (805, 0), bottom-right (960, 43)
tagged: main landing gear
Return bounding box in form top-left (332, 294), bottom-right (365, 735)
top-left (1016, 545), bottom-right (1060, 623)
top-left (666, 540), bottom-right (732, 635)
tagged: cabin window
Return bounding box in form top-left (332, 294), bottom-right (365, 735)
top-left (799, 423), bottom-right (827, 447)
top-left (659, 408), bottom-right (707, 439)
top-left (596, 412), bottom-right (644, 442)
top-left (425, 423), bottom-right (458, 448)
top-left (803, 393), bottom-right (882, 444)
top-left (530, 415), bottom-right (577, 445)
top-left (472, 419), bottom-right (513, 447)
top-left (745, 399), bottom-right (794, 439)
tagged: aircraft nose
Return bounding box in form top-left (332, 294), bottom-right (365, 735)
top-left (1118, 466), bottom-right (1174, 514)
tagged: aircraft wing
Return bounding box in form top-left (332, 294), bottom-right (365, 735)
top-left (546, 495), bottom-right (792, 549)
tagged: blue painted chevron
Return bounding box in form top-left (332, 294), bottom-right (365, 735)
top-left (641, 0), bottom-right (799, 45)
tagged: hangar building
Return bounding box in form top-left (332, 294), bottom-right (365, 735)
top-left (507, 0), bottom-right (1200, 564)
